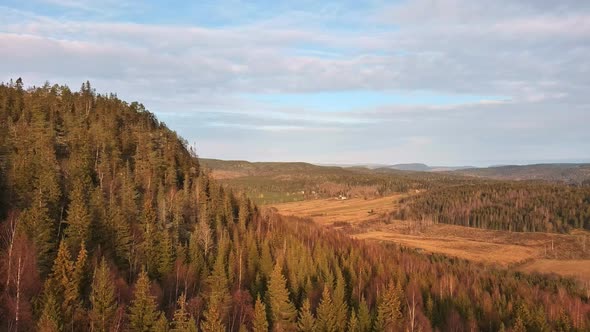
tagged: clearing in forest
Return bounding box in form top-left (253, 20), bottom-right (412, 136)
top-left (269, 196), bottom-right (590, 283)
top-left (270, 194), bottom-right (404, 225)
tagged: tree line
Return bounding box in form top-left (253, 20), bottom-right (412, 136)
top-left (0, 80), bottom-right (589, 331)
top-left (394, 182), bottom-right (590, 233)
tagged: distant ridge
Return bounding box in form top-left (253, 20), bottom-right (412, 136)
top-left (453, 163), bottom-right (590, 184)
top-left (387, 163), bottom-right (474, 172)
top-left (315, 162), bottom-right (472, 171)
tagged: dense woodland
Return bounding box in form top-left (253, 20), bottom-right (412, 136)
top-left (395, 182), bottom-right (590, 233)
top-left (0, 81), bottom-right (589, 331)
top-left (452, 164), bottom-right (590, 185)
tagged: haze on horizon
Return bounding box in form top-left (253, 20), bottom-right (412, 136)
top-left (1, 0), bottom-right (588, 166)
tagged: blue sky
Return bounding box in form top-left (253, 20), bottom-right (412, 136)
top-left (1, 0), bottom-right (589, 166)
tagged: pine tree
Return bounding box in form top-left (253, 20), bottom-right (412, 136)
top-left (296, 298), bottom-right (315, 332)
top-left (171, 293), bottom-right (197, 332)
top-left (253, 295), bottom-right (269, 332)
top-left (267, 263), bottom-right (297, 331)
top-left (89, 257), bottom-right (117, 332)
top-left (375, 282), bottom-right (402, 332)
top-left (128, 269), bottom-right (161, 331)
top-left (316, 286), bottom-right (337, 332)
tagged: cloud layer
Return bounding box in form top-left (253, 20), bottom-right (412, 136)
top-left (1, 0), bottom-right (589, 165)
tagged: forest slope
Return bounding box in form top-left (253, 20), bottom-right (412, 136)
top-left (0, 81), bottom-right (589, 331)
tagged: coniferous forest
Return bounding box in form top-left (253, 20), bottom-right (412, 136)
top-left (395, 183), bottom-right (590, 233)
top-left (1, 81), bottom-right (590, 331)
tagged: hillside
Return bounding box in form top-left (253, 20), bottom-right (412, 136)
top-left (453, 163), bottom-right (590, 184)
top-left (0, 82), bottom-right (589, 331)
top-left (201, 158), bottom-right (472, 204)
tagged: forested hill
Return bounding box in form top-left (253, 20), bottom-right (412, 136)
top-left (395, 182), bottom-right (590, 233)
top-left (452, 164), bottom-right (590, 184)
top-left (200, 158), bottom-right (471, 204)
top-left (1, 81), bottom-right (589, 331)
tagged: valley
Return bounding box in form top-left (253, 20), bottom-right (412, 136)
top-left (2, 82), bottom-right (589, 331)
top-left (269, 194), bottom-right (590, 283)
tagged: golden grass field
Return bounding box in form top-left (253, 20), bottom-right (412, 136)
top-left (269, 194), bottom-right (590, 283)
top-left (270, 194), bottom-right (404, 225)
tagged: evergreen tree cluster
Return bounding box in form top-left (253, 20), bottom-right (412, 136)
top-left (395, 182), bottom-right (590, 233)
top-left (0, 81), bottom-right (589, 331)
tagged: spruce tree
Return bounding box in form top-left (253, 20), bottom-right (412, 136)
top-left (19, 193), bottom-right (55, 274)
top-left (128, 269), bottom-right (161, 331)
top-left (200, 305), bottom-right (225, 332)
top-left (316, 286), bottom-right (337, 332)
top-left (253, 295), bottom-right (269, 332)
top-left (64, 179), bottom-right (91, 253)
top-left (333, 272), bottom-right (348, 331)
top-left (357, 296), bottom-right (372, 332)
top-left (108, 204), bottom-right (132, 269)
top-left (50, 240), bottom-right (80, 330)
top-left (37, 283), bottom-right (63, 332)
top-left (375, 282), bottom-right (402, 332)
top-left (238, 194), bottom-right (249, 230)
top-left (296, 298), bottom-right (315, 332)
top-left (267, 263), bottom-right (297, 331)
top-left (206, 248), bottom-right (231, 321)
top-left (155, 315), bottom-right (170, 332)
top-left (348, 310), bottom-right (360, 332)
top-left (89, 257), bottom-right (117, 332)
top-left (171, 293), bottom-right (197, 332)
top-left (158, 228), bottom-right (174, 277)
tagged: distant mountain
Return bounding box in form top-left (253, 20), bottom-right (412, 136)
top-left (314, 162), bottom-right (390, 169)
top-left (388, 163), bottom-right (474, 172)
top-left (452, 163), bottom-right (590, 184)
top-left (388, 163), bottom-right (431, 171)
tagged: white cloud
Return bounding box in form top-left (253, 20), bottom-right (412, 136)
top-left (0, 0), bottom-right (588, 164)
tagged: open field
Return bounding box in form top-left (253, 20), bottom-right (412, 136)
top-left (270, 194), bottom-right (406, 225)
top-left (268, 195), bottom-right (590, 282)
top-left (353, 230), bottom-right (537, 266)
top-left (518, 260), bottom-right (590, 283)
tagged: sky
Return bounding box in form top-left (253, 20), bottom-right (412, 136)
top-left (1, 0), bottom-right (589, 166)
